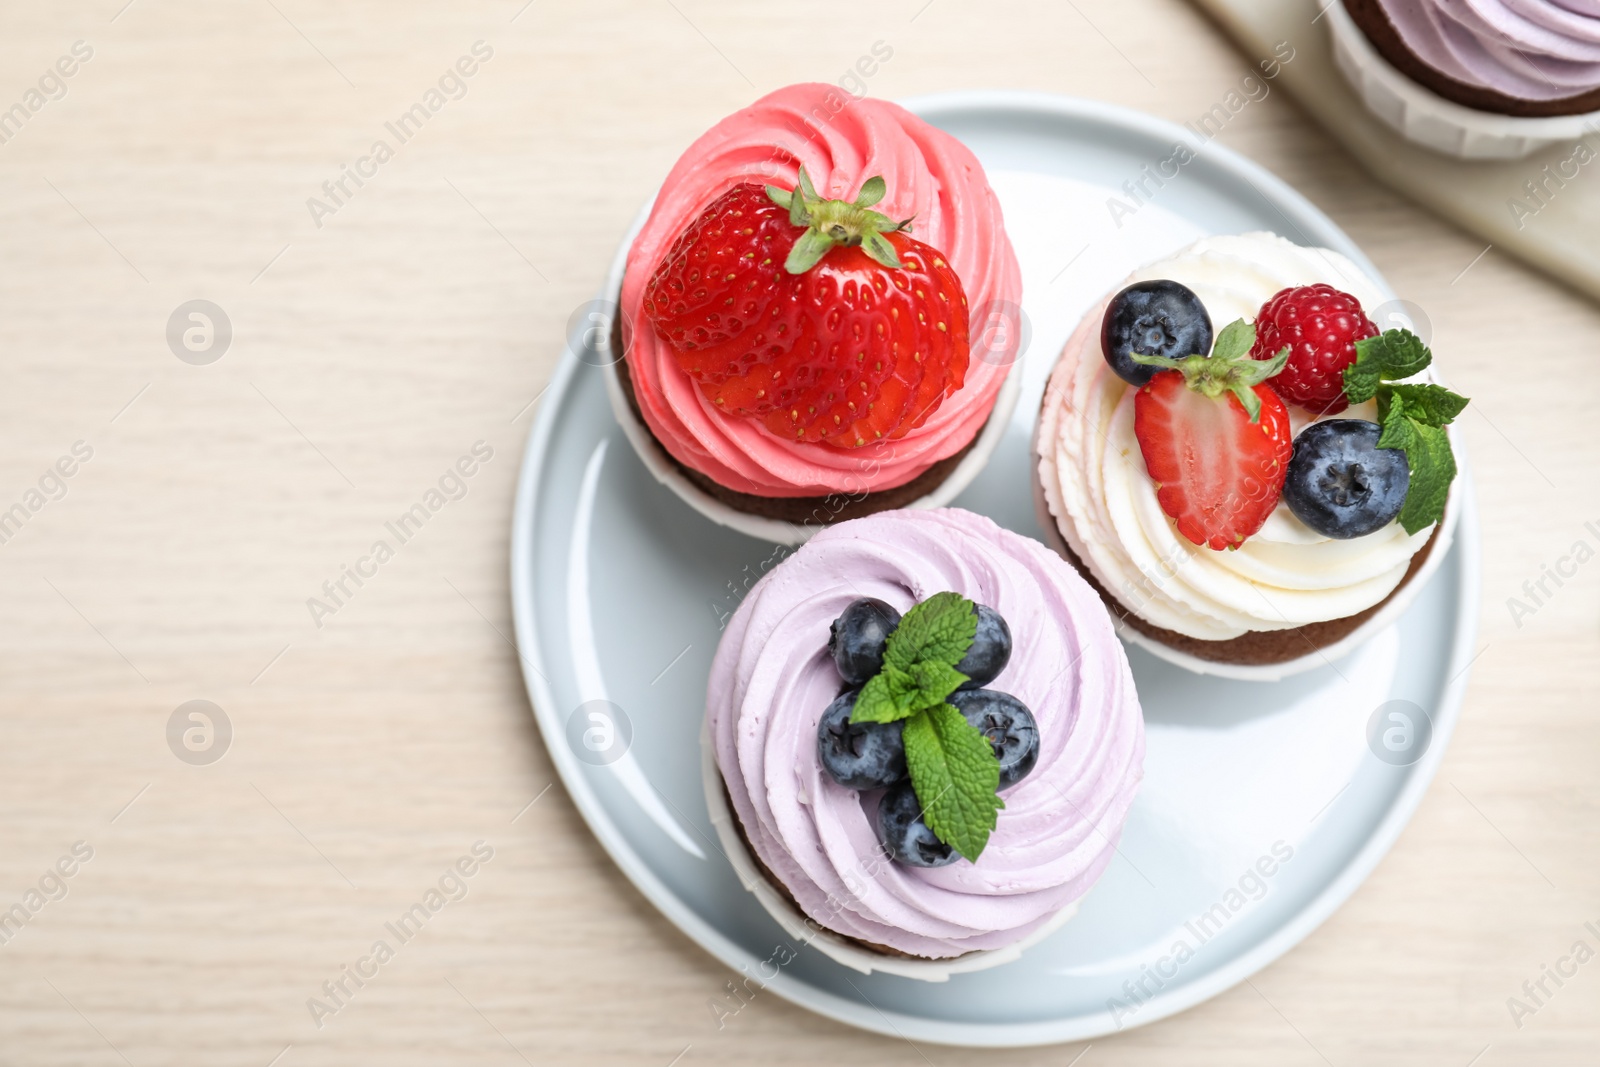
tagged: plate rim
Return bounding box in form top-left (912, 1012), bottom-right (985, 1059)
top-left (509, 89), bottom-right (1482, 1047)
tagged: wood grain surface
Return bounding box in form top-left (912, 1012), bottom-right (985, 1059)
top-left (0, 1), bottom-right (1595, 1064)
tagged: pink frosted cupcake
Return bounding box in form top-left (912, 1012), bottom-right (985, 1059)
top-left (704, 508), bottom-right (1144, 978)
top-left (608, 84), bottom-right (1023, 543)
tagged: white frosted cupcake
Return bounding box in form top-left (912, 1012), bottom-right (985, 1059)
top-left (1035, 233), bottom-right (1466, 679)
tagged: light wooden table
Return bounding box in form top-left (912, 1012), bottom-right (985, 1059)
top-left (0, 1), bottom-right (1595, 1064)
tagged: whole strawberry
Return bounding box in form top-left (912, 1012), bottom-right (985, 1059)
top-left (1249, 284), bottom-right (1377, 415)
top-left (642, 169), bottom-right (970, 448)
top-left (641, 183), bottom-right (793, 381)
top-left (1132, 322), bottom-right (1294, 550)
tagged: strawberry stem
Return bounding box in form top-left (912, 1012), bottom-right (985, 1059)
top-left (1131, 319), bottom-right (1288, 423)
top-left (765, 168), bottom-right (913, 274)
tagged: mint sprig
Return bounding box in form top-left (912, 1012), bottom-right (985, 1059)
top-left (1379, 382), bottom-right (1469, 427)
top-left (849, 591), bottom-right (1004, 862)
top-left (903, 704), bottom-right (1003, 862)
top-left (1378, 395), bottom-right (1456, 536)
top-left (1342, 329), bottom-right (1431, 404)
top-left (1342, 329), bottom-right (1468, 535)
top-left (851, 591), bottom-right (976, 724)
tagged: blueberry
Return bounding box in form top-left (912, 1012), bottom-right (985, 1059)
top-left (1101, 279), bottom-right (1214, 387)
top-left (828, 598), bottom-right (902, 686)
top-left (1283, 420), bottom-right (1410, 539)
top-left (947, 689), bottom-right (1039, 788)
top-left (955, 603), bottom-right (1011, 689)
top-left (816, 689), bottom-right (907, 790)
top-left (875, 780), bottom-right (957, 868)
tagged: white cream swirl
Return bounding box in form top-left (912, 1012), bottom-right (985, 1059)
top-left (1036, 233), bottom-right (1435, 642)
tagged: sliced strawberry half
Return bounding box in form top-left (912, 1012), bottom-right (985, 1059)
top-left (1131, 321), bottom-right (1294, 550)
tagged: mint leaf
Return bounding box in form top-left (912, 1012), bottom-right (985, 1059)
top-left (852, 659), bottom-right (969, 723)
top-left (908, 659), bottom-right (967, 709)
top-left (1377, 382), bottom-right (1468, 428)
top-left (902, 704), bottom-right (1004, 862)
top-left (851, 664), bottom-right (921, 723)
top-left (1379, 393), bottom-right (1456, 534)
top-left (1376, 391), bottom-right (1413, 451)
top-left (852, 592), bottom-right (977, 725)
top-left (851, 669), bottom-right (904, 724)
top-left (882, 591), bottom-right (977, 674)
top-left (1340, 328), bottom-right (1464, 533)
top-left (848, 591), bottom-right (1007, 860)
top-left (1397, 423), bottom-right (1454, 534)
top-left (1344, 329), bottom-right (1431, 404)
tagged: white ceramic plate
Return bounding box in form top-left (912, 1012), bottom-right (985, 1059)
top-left (509, 91), bottom-right (1480, 1047)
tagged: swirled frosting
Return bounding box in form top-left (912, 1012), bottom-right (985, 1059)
top-left (1036, 233), bottom-right (1435, 643)
top-left (620, 83), bottom-right (1022, 498)
top-left (707, 508), bottom-right (1144, 959)
top-left (1379, 0), bottom-right (1600, 100)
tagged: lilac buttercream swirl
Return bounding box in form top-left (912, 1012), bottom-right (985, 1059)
top-left (1381, 0), bottom-right (1600, 99)
top-left (707, 508), bottom-right (1145, 959)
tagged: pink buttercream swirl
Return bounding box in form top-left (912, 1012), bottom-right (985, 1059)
top-left (708, 508), bottom-right (1144, 959)
top-left (620, 83), bottom-right (1022, 498)
top-left (1380, 0), bottom-right (1600, 99)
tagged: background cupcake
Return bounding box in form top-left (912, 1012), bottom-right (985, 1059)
top-left (611, 83), bottom-right (1023, 542)
top-left (1331, 0), bottom-right (1600, 158)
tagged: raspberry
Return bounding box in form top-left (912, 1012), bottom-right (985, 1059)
top-left (1250, 284), bottom-right (1377, 415)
